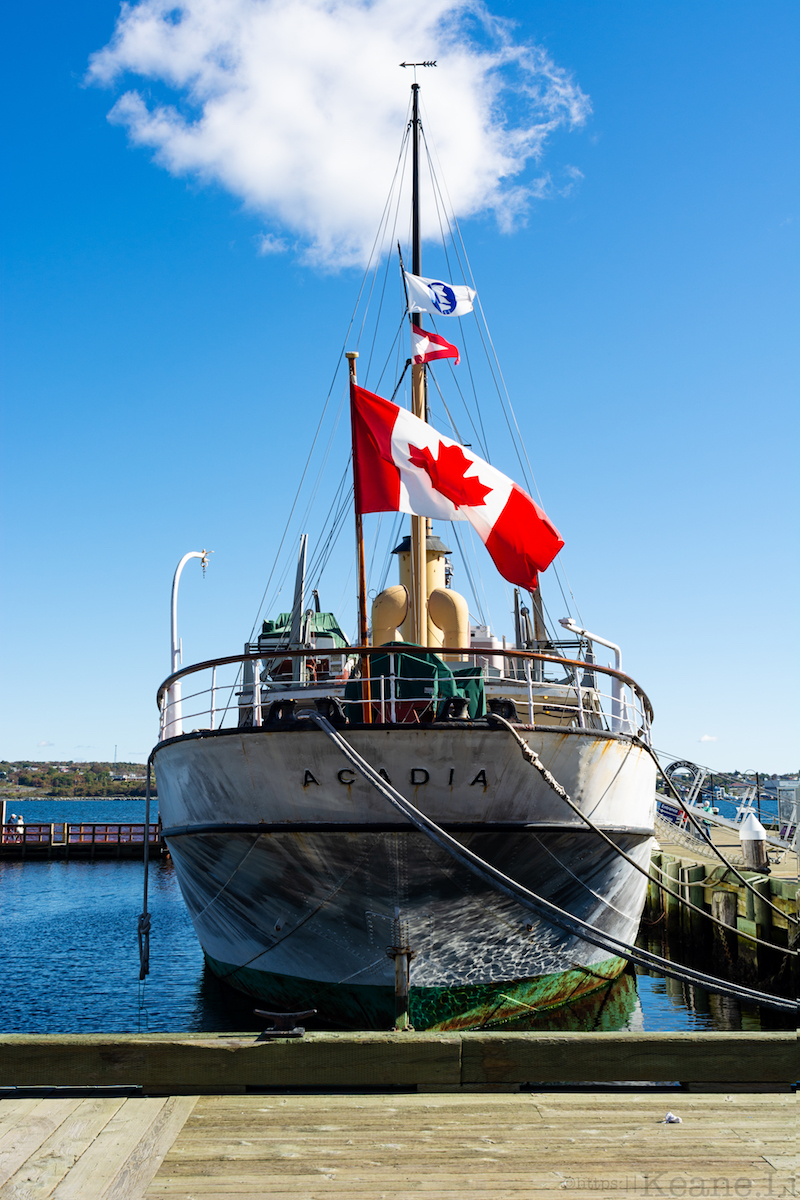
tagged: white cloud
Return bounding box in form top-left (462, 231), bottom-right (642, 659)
top-left (257, 232), bottom-right (288, 256)
top-left (699, 734), bottom-right (717, 743)
top-left (560, 164), bottom-right (584, 195)
top-left (37, 740), bottom-right (54, 747)
top-left (87, 0), bottom-right (590, 267)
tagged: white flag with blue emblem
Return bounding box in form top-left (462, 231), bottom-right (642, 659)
top-left (404, 272), bottom-right (476, 317)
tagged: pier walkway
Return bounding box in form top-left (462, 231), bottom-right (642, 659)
top-left (656, 818), bottom-right (798, 882)
top-left (0, 1090), bottom-right (794, 1199)
top-left (0, 1032), bottom-right (796, 1197)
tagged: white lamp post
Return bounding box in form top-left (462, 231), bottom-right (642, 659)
top-left (558, 616), bottom-right (627, 733)
top-left (162, 550), bottom-right (209, 740)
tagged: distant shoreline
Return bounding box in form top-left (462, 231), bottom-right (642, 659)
top-left (1, 793), bottom-right (157, 802)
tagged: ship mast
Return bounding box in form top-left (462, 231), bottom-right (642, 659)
top-left (347, 349), bottom-right (372, 722)
top-left (409, 81), bottom-right (428, 645)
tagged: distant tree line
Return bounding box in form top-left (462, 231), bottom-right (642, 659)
top-left (0, 762), bottom-right (155, 797)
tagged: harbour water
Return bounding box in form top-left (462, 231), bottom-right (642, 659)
top-left (1, 801), bottom-right (793, 1035)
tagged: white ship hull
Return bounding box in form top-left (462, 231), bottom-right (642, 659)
top-left (155, 722), bottom-right (655, 1029)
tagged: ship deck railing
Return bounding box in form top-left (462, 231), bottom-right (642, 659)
top-left (155, 646), bottom-right (653, 747)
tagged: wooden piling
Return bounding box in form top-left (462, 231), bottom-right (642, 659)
top-left (647, 850), bottom-right (662, 915)
top-left (751, 877), bottom-right (772, 939)
top-left (711, 890), bottom-right (737, 928)
top-left (648, 844), bottom-right (797, 974)
top-left (664, 858), bottom-right (681, 934)
top-left (684, 863), bottom-right (707, 942)
top-left (711, 889), bottom-right (738, 973)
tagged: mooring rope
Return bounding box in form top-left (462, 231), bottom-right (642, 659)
top-left (637, 739), bottom-right (797, 926)
top-left (298, 711), bottom-right (796, 1014)
top-left (485, 713), bottom-right (794, 957)
top-left (653, 810), bottom-right (746, 866)
top-left (138, 752), bottom-right (155, 981)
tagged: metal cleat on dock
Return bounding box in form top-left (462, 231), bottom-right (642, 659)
top-left (254, 1008), bottom-right (317, 1039)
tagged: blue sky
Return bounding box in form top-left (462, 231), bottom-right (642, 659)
top-left (1, 0), bottom-right (797, 771)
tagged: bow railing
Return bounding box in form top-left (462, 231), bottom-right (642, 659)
top-left (156, 647), bottom-right (653, 744)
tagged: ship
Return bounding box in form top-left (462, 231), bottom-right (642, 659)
top-left (151, 79), bottom-right (657, 1032)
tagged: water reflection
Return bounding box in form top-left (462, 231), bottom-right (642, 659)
top-left (1, 856), bottom-right (792, 1034)
top-left (635, 932), bottom-right (795, 1033)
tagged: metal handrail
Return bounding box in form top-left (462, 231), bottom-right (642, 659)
top-left (156, 645), bottom-right (654, 723)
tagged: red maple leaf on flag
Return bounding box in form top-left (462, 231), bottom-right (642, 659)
top-left (407, 441), bottom-right (492, 508)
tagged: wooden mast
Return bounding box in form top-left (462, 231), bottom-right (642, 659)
top-left (346, 350), bottom-right (372, 722)
top-left (409, 82), bottom-right (428, 647)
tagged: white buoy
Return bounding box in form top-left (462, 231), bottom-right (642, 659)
top-left (739, 811), bottom-right (769, 871)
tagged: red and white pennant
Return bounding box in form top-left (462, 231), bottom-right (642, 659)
top-left (411, 323), bottom-right (460, 366)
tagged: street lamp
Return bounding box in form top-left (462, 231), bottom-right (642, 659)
top-left (162, 550), bottom-right (210, 740)
top-left (558, 617), bottom-right (625, 732)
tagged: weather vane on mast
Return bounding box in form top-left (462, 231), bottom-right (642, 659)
top-left (399, 60), bottom-right (437, 83)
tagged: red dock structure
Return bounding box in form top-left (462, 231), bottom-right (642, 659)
top-left (0, 822), bottom-right (163, 859)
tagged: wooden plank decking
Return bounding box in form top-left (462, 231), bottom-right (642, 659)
top-left (0, 1095), bottom-right (195, 1199)
top-left (0, 1092), bottom-right (794, 1199)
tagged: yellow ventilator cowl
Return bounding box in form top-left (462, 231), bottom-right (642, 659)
top-left (371, 585), bottom-right (409, 646)
top-left (428, 587), bottom-right (470, 661)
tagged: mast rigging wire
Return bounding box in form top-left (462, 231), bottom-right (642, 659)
top-left (362, 142), bottom-right (410, 385)
top-left (449, 523), bottom-right (486, 626)
top-left (488, 713), bottom-right (795, 956)
top-left (365, 512), bottom-right (385, 596)
top-left (642, 742), bottom-right (797, 927)
top-left (420, 109), bottom-right (579, 621)
top-left (306, 466), bottom-right (354, 594)
top-left (250, 86), bottom-right (593, 656)
top-left (423, 139), bottom-right (491, 459)
top-left (299, 711), bottom-right (796, 1014)
top-left (246, 104), bottom-right (413, 639)
top-left (426, 364), bottom-right (466, 443)
top-left (377, 512), bottom-right (405, 594)
top-left (372, 316), bottom-right (408, 397)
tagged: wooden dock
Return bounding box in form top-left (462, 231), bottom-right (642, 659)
top-left (656, 818), bottom-right (798, 881)
top-left (647, 822), bottom-right (799, 995)
top-left (1, 1031), bottom-right (796, 1093)
top-left (0, 1034), bottom-right (795, 1196)
top-left (0, 1090), bottom-right (794, 1198)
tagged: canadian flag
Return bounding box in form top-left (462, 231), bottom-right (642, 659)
top-left (411, 323), bottom-right (459, 366)
top-left (351, 384), bottom-right (564, 591)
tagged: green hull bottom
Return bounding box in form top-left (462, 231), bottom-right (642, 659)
top-left (204, 954), bottom-right (634, 1032)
